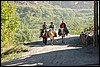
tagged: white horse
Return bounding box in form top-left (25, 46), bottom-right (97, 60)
top-left (58, 28), bottom-right (69, 43)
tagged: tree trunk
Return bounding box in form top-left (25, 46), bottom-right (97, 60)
top-left (94, 1), bottom-right (98, 46)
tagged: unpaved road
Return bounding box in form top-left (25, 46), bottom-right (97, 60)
top-left (1, 35), bottom-right (99, 66)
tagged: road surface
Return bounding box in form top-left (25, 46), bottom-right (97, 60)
top-left (1, 35), bottom-right (99, 66)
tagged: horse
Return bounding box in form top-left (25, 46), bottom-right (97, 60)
top-left (40, 28), bottom-right (57, 45)
top-left (58, 28), bottom-right (69, 44)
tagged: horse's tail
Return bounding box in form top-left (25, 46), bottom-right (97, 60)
top-left (47, 31), bottom-right (50, 37)
top-left (58, 29), bottom-right (62, 36)
top-left (64, 28), bottom-right (69, 36)
top-left (54, 31), bottom-right (57, 37)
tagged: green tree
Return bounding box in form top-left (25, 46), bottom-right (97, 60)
top-left (1, 1), bottom-right (19, 48)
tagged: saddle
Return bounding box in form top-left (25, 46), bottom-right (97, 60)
top-left (47, 30), bottom-right (57, 37)
top-left (40, 29), bottom-right (57, 38)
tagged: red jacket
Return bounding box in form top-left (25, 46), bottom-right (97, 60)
top-left (60, 23), bottom-right (66, 28)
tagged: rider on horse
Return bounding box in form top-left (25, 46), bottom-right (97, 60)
top-left (39, 22), bottom-right (57, 45)
top-left (49, 22), bottom-right (54, 35)
top-left (58, 21), bottom-right (69, 36)
top-left (49, 22), bottom-right (57, 37)
top-left (49, 22), bottom-right (54, 30)
top-left (39, 22), bottom-right (47, 38)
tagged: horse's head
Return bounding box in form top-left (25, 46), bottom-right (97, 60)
top-left (46, 28), bottom-right (50, 32)
top-left (49, 28), bottom-right (52, 31)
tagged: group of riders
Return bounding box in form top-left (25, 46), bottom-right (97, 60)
top-left (39, 21), bottom-right (69, 38)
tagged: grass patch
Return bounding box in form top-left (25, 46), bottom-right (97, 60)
top-left (1, 52), bottom-right (23, 63)
top-left (1, 44), bottom-right (29, 63)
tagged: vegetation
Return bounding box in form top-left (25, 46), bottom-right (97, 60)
top-left (14, 1), bottom-right (94, 9)
top-left (1, 1), bottom-right (18, 48)
top-left (14, 3), bottom-right (94, 43)
top-left (1, 1), bottom-right (29, 63)
top-left (1, 44), bottom-right (28, 62)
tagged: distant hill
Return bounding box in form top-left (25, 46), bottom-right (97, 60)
top-left (14, 1), bottom-right (94, 9)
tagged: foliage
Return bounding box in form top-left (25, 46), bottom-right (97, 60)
top-left (1, 1), bottom-right (94, 44)
top-left (1, 44), bottom-right (29, 63)
top-left (1, 1), bottom-right (29, 63)
top-left (1, 1), bottom-right (19, 48)
top-left (1, 44), bottom-right (28, 58)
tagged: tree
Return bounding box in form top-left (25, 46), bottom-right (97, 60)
top-left (1, 1), bottom-right (19, 47)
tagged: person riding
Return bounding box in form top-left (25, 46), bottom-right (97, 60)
top-left (60, 21), bottom-right (66, 28)
top-left (39, 22), bottom-right (47, 38)
top-left (43, 22), bottom-right (47, 30)
top-left (42, 22), bottom-right (48, 36)
top-left (48, 22), bottom-right (54, 36)
top-left (49, 22), bottom-right (57, 37)
top-left (49, 22), bottom-right (54, 30)
top-left (59, 21), bottom-right (69, 36)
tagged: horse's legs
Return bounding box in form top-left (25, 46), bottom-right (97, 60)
top-left (52, 37), bottom-right (54, 45)
top-left (50, 36), bottom-right (54, 45)
top-left (51, 39), bottom-right (53, 45)
top-left (45, 38), bottom-right (47, 45)
top-left (62, 36), bottom-right (65, 44)
top-left (52, 37), bottom-right (54, 44)
top-left (62, 36), bottom-right (63, 43)
top-left (43, 37), bottom-right (47, 45)
top-left (43, 38), bottom-right (45, 43)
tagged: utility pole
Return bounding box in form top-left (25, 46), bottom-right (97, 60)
top-left (94, 1), bottom-right (98, 46)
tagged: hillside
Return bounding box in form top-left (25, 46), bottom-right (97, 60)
top-left (13, 1), bottom-right (94, 9)
top-left (13, 1), bottom-right (94, 43)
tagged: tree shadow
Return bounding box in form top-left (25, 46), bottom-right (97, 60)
top-left (23, 40), bottom-right (44, 47)
top-left (23, 35), bottom-right (84, 47)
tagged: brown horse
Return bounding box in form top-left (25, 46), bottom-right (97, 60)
top-left (40, 28), bottom-right (57, 45)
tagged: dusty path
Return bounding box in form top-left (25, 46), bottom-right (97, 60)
top-left (1, 35), bottom-right (99, 66)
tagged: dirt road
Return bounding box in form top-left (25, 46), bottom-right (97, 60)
top-left (1, 35), bottom-right (99, 66)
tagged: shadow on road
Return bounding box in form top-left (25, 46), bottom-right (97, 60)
top-left (1, 45), bottom-right (99, 66)
top-left (1, 36), bottom-right (99, 66)
top-left (23, 36), bottom-right (83, 47)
